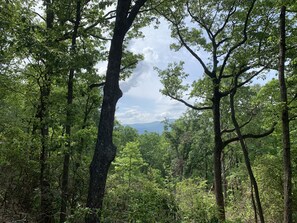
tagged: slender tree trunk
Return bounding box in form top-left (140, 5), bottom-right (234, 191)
top-left (229, 87), bottom-right (265, 223)
top-left (39, 1), bottom-right (54, 222)
top-left (212, 83), bottom-right (225, 221)
top-left (251, 184), bottom-right (258, 223)
top-left (205, 148), bottom-right (208, 180)
top-left (85, 1), bottom-right (147, 222)
top-left (60, 1), bottom-right (82, 222)
top-left (39, 83), bottom-right (54, 223)
top-left (221, 151), bottom-right (228, 203)
top-left (71, 95), bottom-right (94, 211)
top-left (278, 5), bottom-right (292, 223)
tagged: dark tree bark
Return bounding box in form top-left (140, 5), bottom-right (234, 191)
top-left (60, 1), bottom-right (82, 222)
top-left (251, 185), bottom-right (258, 223)
top-left (39, 1), bottom-right (54, 222)
top-left (229, 80), bottom-right (265, 223)
top-left (278, 5), bottom-right (292, 223)
top-left (39, 80), bottom-right (54, 223)
top-left (85, 1), bottom-right (147, 222)
top-left (155, 1), bottom-right (259, 221)
top-left (221, 151), bottom-right (228, 204)
top-left (212, 82), bottom-right (225, 221)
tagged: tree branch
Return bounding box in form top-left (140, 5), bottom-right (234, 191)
top-left (166, 93), bottom-right (212, 111)
top-left (213, 1), bottom-right (237, 39)
top-left (219, 0), bottom-right (256, 79)
top-left (221, 63), bottom-right (269, 97)
top-left (125, 0), bottom-right (147, 32)
top-left (288, 93), bottom-right (297, 105)
top-left (175, 24), bottom-right (213, 77)
top-left (221, 114), bottom-right (253, 135)
top-left (155, 5), bottom-right (213, 77)
top-left (89, 82), bottom-right (105, 89)
top-left (120, 60), bottom-right (138, 72)
top-left (223, 123), bottom-right (276, 148)
top-left (186, 0), bottom-right (214, 40)
top-left (89, 33), bottom-right (111, 41)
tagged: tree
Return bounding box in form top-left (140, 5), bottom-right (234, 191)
top-left (229, 77), bottom-right (265, 223)
top-left (139, 132), bottom-right (168, 177)
top-left (278, 4), bottom-right (292, 223)
top-left (38, 1), bottom-right (56, 221)
top-left (102, 141), bottom-right (178, 223)
top-left (176, 178), bottom-right (216, 222)
top-left (86, 1), bottom-right (148, 222)
top-left (157, 0), bottom-right (276, 220)
top-left (163, 114), bottom-right (213, 181)
top-left (60, 1), bottom-right (82, 222)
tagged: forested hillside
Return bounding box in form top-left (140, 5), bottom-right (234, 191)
top-left (0, 0), bottom-right (297, 223)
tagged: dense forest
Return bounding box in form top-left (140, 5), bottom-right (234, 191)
top-left (0, 0), bottom-right (297, 222)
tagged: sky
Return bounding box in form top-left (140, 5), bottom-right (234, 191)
top-left (115, 21), bottom-right (204, 124)
top-left (33, 2), bottom-right (202, 125)
top-left (33, 2), bottom-right (275, 125)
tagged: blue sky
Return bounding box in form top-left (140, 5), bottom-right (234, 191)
top-left (115, 21), bottom-right (204, 124)
top-left (33, 2), bottom-right (275, 125)
top-left (109, 18), bottom-right (275, 125)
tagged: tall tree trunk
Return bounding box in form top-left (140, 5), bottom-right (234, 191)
top-left (59, 1), bottom-right (82, 222)
top-left (39, 83), bottom-right (54, 223)
top-left (251, 184), bottom-right (258, 223)
top-left (229, 86), bottom-right (265, 223)
top-left (39, 1), bottom-right (54, 222)
top-left (212, 82), bottom-right (225, 221)
top-left (85, 1), bottom-right (146, 222)
top-left (278, 5), bottom-right (292, 223)
top-left (221, 151), bottom-right (228, 204)
top-left (85, 21), bottom-right (124, 223)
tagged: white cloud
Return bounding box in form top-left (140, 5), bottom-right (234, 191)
top-left (116, 92), bottom-right (187, 124)
top-left (116, 103), bottom-right (186, 124)
top-left (116, 19), bottom-right (205, 124)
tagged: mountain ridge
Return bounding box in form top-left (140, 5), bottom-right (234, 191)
top-left (125, 119), bottom-right (175, 134)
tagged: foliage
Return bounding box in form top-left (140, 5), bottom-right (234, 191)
top-left (103, 141), bottom-right (179, 223)
top-left (1, 0), bottom-right (297, 222)
top-left (176, 178), bottom-right (217, 222)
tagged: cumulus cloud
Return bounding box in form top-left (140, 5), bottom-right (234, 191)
top-left (116, 107), bottom-right (155, 124)
top-left (120, 46), bottom-right (160, 93)
top-left (120, 62), bottom-right (150, 93)
top-left (116, 93), bottom-right (187, 124)
top-left (116, 19), bottom-right (205, 124)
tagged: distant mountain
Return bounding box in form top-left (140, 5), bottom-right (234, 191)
top-left (126, 120), bottom-right (175, 134)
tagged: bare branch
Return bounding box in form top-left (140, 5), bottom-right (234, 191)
top-left (155, 4), bottom-right (213, 77)
top-left (217, 37), bottom-right (231, 47)
top-left (213, 1), bottom-right (237, 39)
top-left (178, 30), bottom-right (213, 77)
top-left (166, 93), bottom-right (212, 111)
top-left (223, 123), bottom-right (276, 147)
top-left (33, 11), bottom-right (46, 21)
top-left (236, 66), bottom-right (267, 88)
top-left (89, 82), bottom-right (105, 89)
top-left (221, 114), bottom-right (253, 135)
top-left (120, 60), bottom-right (138, 72)
top-left (89, 33), bottom-right (111, 41)
top-left (186, 0), bottom-right (214, 40)
top-left (221, 63), bottom-right (269, 97)
top-left (288, 93), bottom-right (297, 105)
top-left (125, 0), bottom-right (147, 32)
top-left (219, 0), bottom-right (256, 79)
